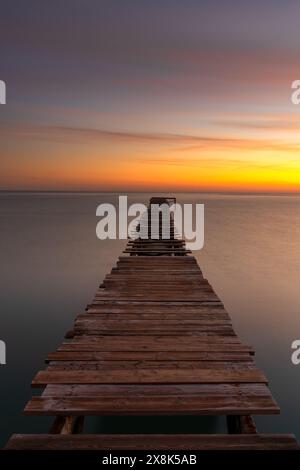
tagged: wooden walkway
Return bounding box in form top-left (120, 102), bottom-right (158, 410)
top-left (5, 197), bottom-right (299, 450)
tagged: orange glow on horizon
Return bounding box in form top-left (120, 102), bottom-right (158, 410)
top-left (1, 122), bottom-right (300, 192)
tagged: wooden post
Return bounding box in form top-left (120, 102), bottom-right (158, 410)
top-left (50, 416), bottom-right (85, 435)
top-left (227, 415), bottom-right (257, 434)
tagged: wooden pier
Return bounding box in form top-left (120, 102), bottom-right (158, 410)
top-left (5, 197), bottom-right (299, 450)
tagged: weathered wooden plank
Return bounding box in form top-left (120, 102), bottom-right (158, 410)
top-left (41, 383), bottom-right (273, 397)
top-left (116, 263), bottom-right (198, 267)
top-left (85, 312), bottom-right (227, 319)
top-left (84, 306), bottom-right (227, 316)
top-left (95, 291), bottom-right (218, 297)
top-left (7, 434), bottom-right (298, 450)
top-left (47, 351), bottom-right (253, 362)
top-left (113, 268), bottom-right (202, 273)
top-left (69, 335), bottom-right (242, 345)
top-left (73, 332), bottom-right (235, 338)
top-left (75, 315), bottom-right (232, 325)
top-left (87, 303), bottom-right (224, 308)
top-left (77, 315), bottom-right (231, 323)
top-left (100, 284), bottom-right (211, 290)
top-left (123, 250), bottom-right (191, 254)
top-left (58, 341), bottom-right (254, 353)
top-left (118, 257), bottom-right (195, 261)
top-left (75, 322), bottom-right (233, 330)
top-left (46, 360), bottom-right (254, 371)
top-left (24, 395), bottom-right (278, 415)
top-left (31, 368), bottom-right (268, 386)
top-left (104, 278), bottom-right (205, 282)
top-left (95, 294), bottom-right (219, 301)
top-left (96, 285), bottom-right (215, 291)
top-left (105, 276), bottom-right (204, 281)
top-left (74, 327), bottom-right (235, 337)
top-left (101, 279), bottom-right (209, 286)
top-left (118, 258), bottom-right (193, 261)
top-left (89, 300), bottom-right (224, 305)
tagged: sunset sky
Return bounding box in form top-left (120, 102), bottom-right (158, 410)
top-left (1, 0), bottom-right (300, 192)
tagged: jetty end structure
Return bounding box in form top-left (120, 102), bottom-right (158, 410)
top-left (5, 197), bottom-right (299, 450)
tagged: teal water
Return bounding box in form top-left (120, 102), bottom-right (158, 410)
top-left (0, 192), bottom-right (300, 446)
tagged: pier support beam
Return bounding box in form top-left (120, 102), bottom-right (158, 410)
top-left (226, 415), bottom-right (257, 434)
top-left (50, 416), bottom-right (85, 435)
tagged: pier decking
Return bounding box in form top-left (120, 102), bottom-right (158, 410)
top-left (5, 197), bottom-right (299, 450)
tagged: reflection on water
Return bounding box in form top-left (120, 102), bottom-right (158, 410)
top-left (0, 192), bottom-right (300, 445)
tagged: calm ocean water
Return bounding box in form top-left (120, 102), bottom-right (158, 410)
top-left (0, 192), bottom-right (300, 446)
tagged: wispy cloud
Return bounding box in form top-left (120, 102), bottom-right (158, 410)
top-left (215, 115), bottom-right (300, 131)
top-left (1, 122), bottom-right (299, 153)
top-left (142, 156), bottom-right (300, 172)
